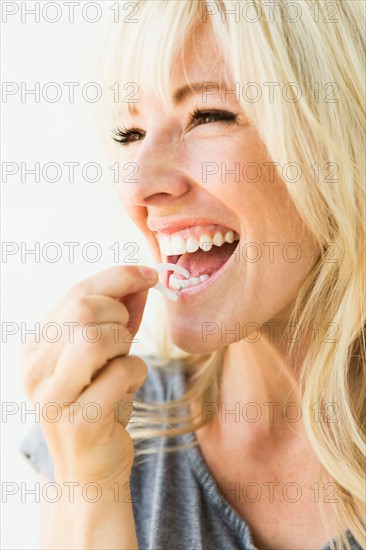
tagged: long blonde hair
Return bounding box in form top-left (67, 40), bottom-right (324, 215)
top-left (98, 1), bottom-right (366, 548)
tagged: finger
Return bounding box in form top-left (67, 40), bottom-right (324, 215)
top-left (66, 265), bottom-right (158, 301)
top-left (42, 323), bottom-right (135, 404)
top-left (22, 265), bottom-right (157, 399)
top-left (22, 295), bottom-right (131, 395)
top-left (78, 355), bottom-right (148, 424)
top-left (62, 294), bottom-right (130, 325)
top-left (120, 289), bottom-right (149, 336)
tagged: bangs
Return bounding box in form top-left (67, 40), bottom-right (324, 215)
top-left (103, 0), bottom-right (233, 126)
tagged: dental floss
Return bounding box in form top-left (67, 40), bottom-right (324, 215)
top-left (152, 263), bottom-right (191, 301)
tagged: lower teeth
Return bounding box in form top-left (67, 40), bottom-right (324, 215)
top-left (169, 273), bottom-right (210, 290)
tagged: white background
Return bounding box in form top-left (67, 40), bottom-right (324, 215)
top-left (2, 2), bottom-right (163, 547)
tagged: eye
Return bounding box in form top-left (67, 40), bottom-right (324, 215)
top-left (111, 109), bottom-right (238, 147)
top-left (188, 108), bottom-right (238, 129)
top-left (111, 126), bottom-right (145, 147)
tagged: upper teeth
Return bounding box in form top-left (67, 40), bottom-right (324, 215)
top-left (158, 230), bottom-right (239, 256)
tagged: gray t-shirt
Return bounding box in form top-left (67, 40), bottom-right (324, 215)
top-left (20, 357), bottom-right (362, 550)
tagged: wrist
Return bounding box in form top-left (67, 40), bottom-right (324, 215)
top-left (54, 478), bottom-right (138, 550)
top-left (54, 474), bottom-right (135, 503)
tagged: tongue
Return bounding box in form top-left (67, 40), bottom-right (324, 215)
top-left (174, 241), bottom-right (238, 279)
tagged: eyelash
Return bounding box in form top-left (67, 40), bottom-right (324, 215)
top-left (111, 108), bottom-right (238, 146)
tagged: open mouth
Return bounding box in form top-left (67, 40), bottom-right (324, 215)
top-left (156, 225), bottom-right (240, 291)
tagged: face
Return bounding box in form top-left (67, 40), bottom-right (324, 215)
top-left (115, 25), bottom-right (316, 354)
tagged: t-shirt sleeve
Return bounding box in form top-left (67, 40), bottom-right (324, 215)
top-left (20, 423), bottom-right (55, 481)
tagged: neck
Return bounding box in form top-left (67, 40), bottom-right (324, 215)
top-left (201, 312), bottom-right (315, 453)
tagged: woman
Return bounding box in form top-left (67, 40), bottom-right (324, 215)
top-left (21, 1), bottom-right (365, 549)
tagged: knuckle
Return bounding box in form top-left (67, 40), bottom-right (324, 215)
top-left (110, 355), bottom-right (148, 388)
top-left (68, 280), bottom-right (93, 300)
top-left (131, 356), bottom-right (148, 382)
top-left (136, 356), bottom-right (148, 373)
top-left (36, 382), bottom-right (59, 411)
top-left (21, 367), bottom-right (37, 397)
top-left (21, 358), bottom-right (43, 396)
top-left (74, 329), bottom-right (101, 361)
top-left (72, 330), bottom-right (105, 380)
top-left (104, 358), bottom-right (130, 388)
top-left (118, 304), bottom-right (130, 325)
top-left (74, 296), bottom-right (95, 325)
top-left (110, 265), bottom-right (138, 285)
top-left (108, 355), bottom-right (127, 373)
top-left (75, 325), bottom-right (100, 345)
top-left (111, 265), bottom-right (134, 277)
top-left (79, 370), bottom-right (95, 393)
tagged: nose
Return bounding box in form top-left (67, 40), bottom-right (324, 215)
top-left (122, 132), bottom-right (191, 207)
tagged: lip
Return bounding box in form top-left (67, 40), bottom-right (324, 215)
top-left (147, 217), bottom-right (239, 236)
top-left (164, 238), bottom-right (240, 298)
top-left (147, 216), bottom-right (241, 298)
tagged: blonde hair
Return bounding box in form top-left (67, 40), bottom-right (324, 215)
top-left (97, 1), bottom-right (366, 548)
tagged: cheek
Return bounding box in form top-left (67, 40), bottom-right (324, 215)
top-left (183, 130), bottom-right (283, 214)
top-left (119, 193), bottom-right (145, 233)
top-left (184, 133), bottom-right (308, 248)
top-left (118, 198), bottom-right (161, 258)
top-left (166, 140), bottom-right (317, 352)
top-left (166, 237), bottom-right (316, 356)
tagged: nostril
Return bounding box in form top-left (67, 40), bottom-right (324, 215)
top-left (144, 192), bottom-right (174, 205)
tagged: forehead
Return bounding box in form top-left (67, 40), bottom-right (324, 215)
top-left (127, 58), bottom-right (231, 117)
top-left (110, 17), bottom-right (232, 120)
top-left (171, 25), bottom-right (227, 78)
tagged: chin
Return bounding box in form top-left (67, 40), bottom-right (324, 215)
top-left (167, 315), bottom-right (237, 355)
top-left (171, 333), bottom-right (227, 355)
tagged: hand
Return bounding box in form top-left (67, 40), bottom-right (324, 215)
top-left (21, 265), bottom-right (158, 484)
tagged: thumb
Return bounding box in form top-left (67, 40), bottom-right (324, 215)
top-left (118, 266), bottom-right (158, 334)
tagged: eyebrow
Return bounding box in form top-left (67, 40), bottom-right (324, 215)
top-left (127, 82), bottom-right (215, 116)
top-left (174, 83), bottom-right (207, 103)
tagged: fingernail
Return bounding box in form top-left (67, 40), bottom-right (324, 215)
top-left (139, 267), bottom-right (158, 281)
